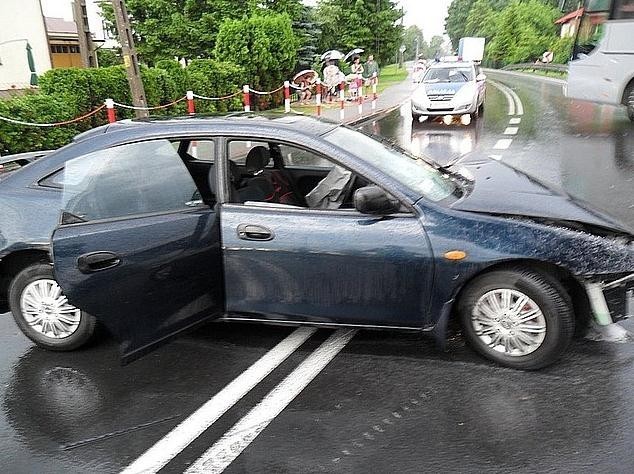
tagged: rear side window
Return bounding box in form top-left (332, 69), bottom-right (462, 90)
top-left (61, 139), bottom-right (201, 221)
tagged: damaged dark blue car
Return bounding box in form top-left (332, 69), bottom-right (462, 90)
top-left (1, 114), bottom-right (632, 369)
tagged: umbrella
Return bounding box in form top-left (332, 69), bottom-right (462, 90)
top-left (292, 69), bottom-right (318, 86)
top-left (26, 42), bottom-right (37, 86)
top-left (320, 50), bottom-right (344, 62)
top-left (344, 48), bottom-right (364, 62)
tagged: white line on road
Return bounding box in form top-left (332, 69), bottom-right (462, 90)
top-left (509, 117), bottom-right (522, 125)
top-left (488, 80), bottom-right (515, 116)
top-left (121, 327), bottom-right (317, 474)
top-left (489, 154), bottom-right (503, 161)
top-left (503, 127), bottom-right (519, 135)
top-left (503, 83), bottom-right (524, 116)
top-left (185, 329), bottom-right (357, 474)
top-left (493, 139), bottom-right (513, 150)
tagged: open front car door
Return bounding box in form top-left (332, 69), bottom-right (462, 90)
top-left (50, 139), bottom-right (223, 363)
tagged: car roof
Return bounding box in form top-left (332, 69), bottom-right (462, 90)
top-left (429, 61), bottom-right (474, 69)
top-left (73, 112), bottom-right (340, 144)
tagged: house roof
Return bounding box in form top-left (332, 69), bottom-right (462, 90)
top-left (555, 8), bottom-right (584, 25)
top-left (44, 17), bottom-right (78, 35)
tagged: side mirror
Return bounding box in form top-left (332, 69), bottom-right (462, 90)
top-left (354, 185), bottom-right (401, 215)
top-left (476, 73), bottom-right (487, 82)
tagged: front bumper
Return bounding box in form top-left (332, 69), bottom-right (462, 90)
top-left (412, 101), bottom-right (477, 116)
top-left (586, 274), bottom-right (634, 324)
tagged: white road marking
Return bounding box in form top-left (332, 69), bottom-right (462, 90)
top-left (121, 327), bottom-right (317, 474)
top-left (505, 85), bottom-right (524, 116)
top-left (509, 117), bottom-right (522, 124)
top-left (488, 80), bottom-right (515, 116)
top-left (493, 139), bottom-right (513, 150)
top-left (504, 127), bottom-right (519, 135)
top-left (489, 154), bottom-right (503, 161)
top-left (185, 329), bottom-right (357, 474)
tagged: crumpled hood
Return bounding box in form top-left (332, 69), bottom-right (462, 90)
top-left (424, 82), bottom-right (465, 96)
top-left (449, 157), bottom-right (634, 235)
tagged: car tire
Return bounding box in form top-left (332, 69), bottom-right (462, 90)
top-left (9, 263), bottom-right (96, 351)
top-left (457, 268), bottom-right (574, 370)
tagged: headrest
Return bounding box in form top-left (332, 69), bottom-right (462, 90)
top-left (245, 146), bottom-right (270, 175)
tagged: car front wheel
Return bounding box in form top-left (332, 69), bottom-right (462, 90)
top-left (9, 263), bottom-right (96, 351)
top-left (457, 268), bottom-right (574, 370)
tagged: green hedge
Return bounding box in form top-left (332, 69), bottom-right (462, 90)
top-left (0, 93), bottom-right (82, 155)
top-left (1, 60), bottom-right (246, 155)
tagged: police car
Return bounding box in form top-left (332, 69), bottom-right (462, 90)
top-left (411, 60), bottom-right (486, 125)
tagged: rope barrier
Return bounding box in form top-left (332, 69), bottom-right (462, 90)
top-left (0, 104), bottom-right (106, 128)
top-left (249, 85), bottom-right (284, 95)
top-left (192, 91), bottom-right (241, 101)
top-left (112, 96), bottom-right (187, 111)
top-left (0, 79), bottom-right (367, 128)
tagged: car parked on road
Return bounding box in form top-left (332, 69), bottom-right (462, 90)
top-left (411, 61), bottom-right (486, 124)
top-left (1, 114), bottom-right (632, 369)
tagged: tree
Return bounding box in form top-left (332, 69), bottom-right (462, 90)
top-left (316, 0), bottom-right (403, 65)
top-left (402, 25), bottom-right (427, 61)
top-left (294, 5), bottom-right (321, 69)
top-left (424, 35), bottom-right (450, 59)
top-left (98, 0), bottom-right (306, 64)
top-left (214, 13), bottom-right (299, 91)
top-left (445, 0), bottom-right (476, 48)
top-left (465, 0), bottom-right (499, 42)
top-left (486, 0), bottom-right (560, 65)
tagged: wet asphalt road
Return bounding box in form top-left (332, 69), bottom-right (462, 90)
top-left (2, 72), bottom-right (634, 473)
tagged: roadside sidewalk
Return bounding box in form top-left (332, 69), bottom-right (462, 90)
top-left (300, 68), bottom-right (414, 125)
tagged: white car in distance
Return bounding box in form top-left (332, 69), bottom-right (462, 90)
top-left (411, 61), bottom-right (486, 125)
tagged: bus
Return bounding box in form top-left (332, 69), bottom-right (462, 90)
top-left (566, 0), bottom-right (634, 121)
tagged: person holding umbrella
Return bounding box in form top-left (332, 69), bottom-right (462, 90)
top-left (323, 59), bottom-right (343, 103)
top-left (349, 55), bottom-right (364, 100)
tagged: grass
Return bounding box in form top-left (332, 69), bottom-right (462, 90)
top-left (280, 63), bottom-right (409, 112)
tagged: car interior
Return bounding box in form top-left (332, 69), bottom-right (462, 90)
top-left (176, 139), bottom-right (371, 210)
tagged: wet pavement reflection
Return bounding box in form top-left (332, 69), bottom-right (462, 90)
top-left (359, 71), bottom-right (634, 229)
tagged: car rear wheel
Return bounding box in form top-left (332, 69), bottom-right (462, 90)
top-left (457, 268), bottom-right (574, 370)
top-left (9, 263), bottom-right (96, 351)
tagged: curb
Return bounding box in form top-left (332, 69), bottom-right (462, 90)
top-left (345, 103), bottom-right (403, 127)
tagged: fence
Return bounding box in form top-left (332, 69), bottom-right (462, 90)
top-left (502, 63), bottom-right (569, 75)
top-left (0, 73), bottom-right (380, 129)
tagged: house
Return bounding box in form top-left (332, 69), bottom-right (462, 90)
top-left (0, 0), bottom-right (51, 91)
top-left (45, 17), bottom-right (83, 68)
top-left (555, 7), bottom-right (585, 38)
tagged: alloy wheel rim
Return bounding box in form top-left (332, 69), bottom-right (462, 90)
top-left (471, 289), bottom-right (546, 357)
top-left (20, 279), bottom-right (81, 339)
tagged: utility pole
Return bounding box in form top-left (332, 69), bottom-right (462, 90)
top-left (110, 0), bottom-right (148, 118)
top-left (72, 0), bottom-right (98, 67)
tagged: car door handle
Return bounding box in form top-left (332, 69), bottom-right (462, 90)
top-left (77, 251), bottom-right (121, 274)
top-left (237, 224), bottom-right (274, 241)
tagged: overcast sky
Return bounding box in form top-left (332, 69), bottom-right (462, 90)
top-left (42, 0), bottom-right (451, 42)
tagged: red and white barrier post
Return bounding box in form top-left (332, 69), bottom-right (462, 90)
top-left (372, 73), bottom-right (378, 111)
top-left (339, 81), bottom-right (345, 122)
top-left (187, 90), bottom-right (195, 115)
top-left (315, 79), bottom-right (322, 117)
top-left (243, 85), bottom-right (251, 112)
top-left (105, 98), bottom-right (116, 123)
top-left (284, 80), bottom-right (291, 113)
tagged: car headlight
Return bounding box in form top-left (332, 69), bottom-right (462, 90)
top-left (452, 84), bottom-right (476, 107)
top-left (412, 87), bottom-right (430, 107)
